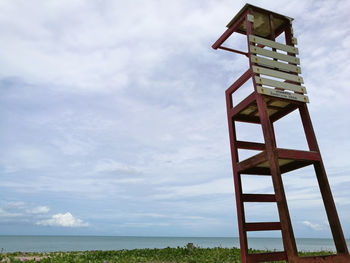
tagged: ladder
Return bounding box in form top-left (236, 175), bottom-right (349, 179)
top-left (212, 4), bottom-right (350, 263)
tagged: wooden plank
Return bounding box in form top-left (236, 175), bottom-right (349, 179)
top-left (236, 151), bottom-right (267, 173)
top-left (247, 14), bottom-right (254, 23)
top-left (247, 252), bottom-right (287, 263)
top-left (298, 254), bottom-right (350, 263)
top-left (242, 194), bottom-right (276, 202)
top-left (245, 222), bottom-right (281, 231)
top-left (249, 34), bottom-right (299, 54)
top-left (277, 148), bottom-right (320, 161)
top-left (212, 9), bottom-right (248, 49)
top-left (240, 167), bottom-right (271, 175)
top-left (280, 160), bottom-right (313, 174)
top-left (255, 76), bottom-right (307, 94)
top-left (270, 103), bottom-right (299, 123)
top-left (253, 66), bottom-right (304, 83)
top-left (226, 68), bottom-right (251, 95)
top-left (235, 141), bottom-right (265, 151)
top-left (257, 86), bottom-right (309, 103)
top-left (240, 104), bottom-right (258, 115)
top-left (218, 46), bottom-right (248, 56)
top-left (230, 92), bottom-right (256, 118)
top-left (251, 55), bottom-right (301, 74)
top-left (314, 164), bottom-right (350, 255)
top-left (299, 103), bottom-right (350, 255)
top-left (292, 37), bottom-right (298, 45)
top-left (250, 45), bottom-right (300, 64)
top-left (234, 115), bottom-right (261, 124)
top-left (255, 80), bottom-right (299, 258)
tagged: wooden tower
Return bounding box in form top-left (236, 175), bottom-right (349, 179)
top-left (212, 4), bottom-right (349, 263)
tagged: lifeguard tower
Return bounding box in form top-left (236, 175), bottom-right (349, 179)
top-left (212, 4), bottom-right (349, 263)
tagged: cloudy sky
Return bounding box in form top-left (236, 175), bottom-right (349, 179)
top-left (0, 0), bottom-right (349, 243)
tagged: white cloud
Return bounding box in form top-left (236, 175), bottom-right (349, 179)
top-left (0, 0), bottom-right (349, 238)
top-left (37, 212), bottom-right (88, 227)
top-left (302, 221), bottom-right (324, 231)
top-left (120, 222), bottom-right (170, 227)
top-left (52, 135), bottom-right (95, 156)
top-left (0, 202), bottom-right (51, 223)
top-left (27, 206), bottom-right (50, 214)
top-left (154, 178), bottom-right (233, 199)
top-left (0, 145), bottom-right (54, 172)
top-left (0, 208), bottom-right (22, 219)
top-left (94, 159), bottom-right (138, 174)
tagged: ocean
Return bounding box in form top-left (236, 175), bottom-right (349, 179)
top-left (0, 236), bottom-right (348, 253)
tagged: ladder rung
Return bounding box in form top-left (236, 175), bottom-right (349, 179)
top-left (297, 254), bottom-right (350, 262)
top-left (242, 194), bottom-right (276, 202)
top-left (245, 222), bottom-right (281, 231)
top-left (277, 148), bottom-right (320, 161)
top-left (231, 92), bottom-right (256, 118)
top-left (247, 251), bottom-right (287, 262)
top-left (236, 151), bottom-right (267, 173)
top-left (235, 141), bottom-right (265, 151)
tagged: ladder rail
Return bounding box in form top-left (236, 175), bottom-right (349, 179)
top-left (225, 85), bottom-right (249, 262)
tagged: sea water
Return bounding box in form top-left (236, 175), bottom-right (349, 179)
top-left (0, 236), bottom-right (348, 253)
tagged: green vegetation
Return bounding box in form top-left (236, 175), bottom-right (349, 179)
top-left (0, 246), bottom-right (334, 263)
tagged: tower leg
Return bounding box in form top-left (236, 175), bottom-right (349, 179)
top-left (299, 104), bottom-right (349, 256)
top-left (226, 92), bottom-right (249, 262)
top-left (256, 94), bottom-right (299, 262)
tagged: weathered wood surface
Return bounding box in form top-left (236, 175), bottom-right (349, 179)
top-left (250, 45), bottom-right (300, 64)
top-left (257, 86), bottom-right (309, 103)
top-left (249, 34), bottom-right (299, 54)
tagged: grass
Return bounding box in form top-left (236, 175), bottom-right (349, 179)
top-left (0, 246), bottom-right (335, 263)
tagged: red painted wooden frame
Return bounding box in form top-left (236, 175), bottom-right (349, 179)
top-left (213, 4), bottom-right (350, 263)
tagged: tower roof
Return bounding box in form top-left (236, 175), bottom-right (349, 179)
top-left (226, 4), bottom-right (293, 38)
